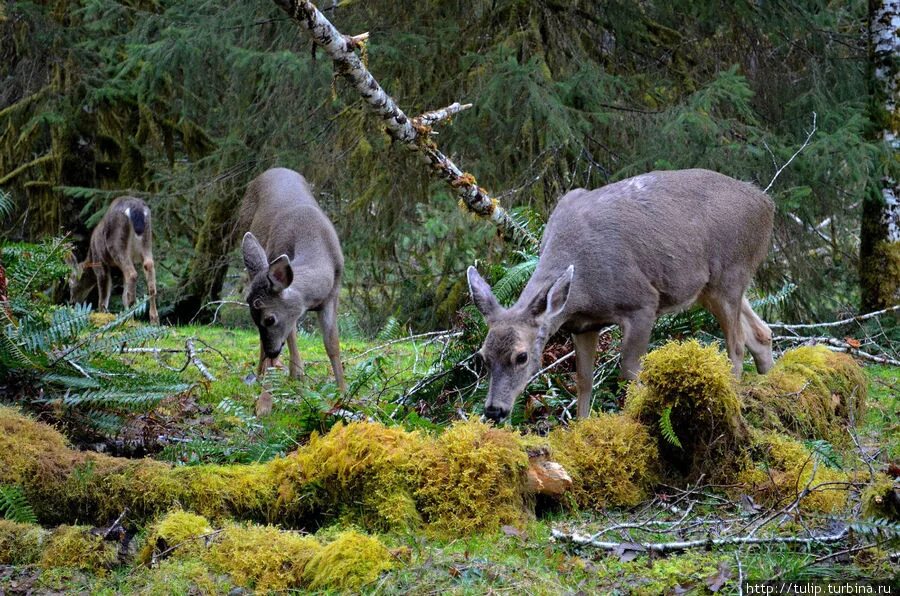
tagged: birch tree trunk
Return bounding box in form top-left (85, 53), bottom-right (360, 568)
top-left (860, 0), bottom-right (900, 311)
top-left (271, 0), bottom-right (537, 247)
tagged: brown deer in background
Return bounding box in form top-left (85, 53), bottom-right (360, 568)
top-left (239, 168), bottom-right (346, 415)
top-left (467, 169), bottom-right (775, 423)
top-left (69, 196), bottom-right (159, 324)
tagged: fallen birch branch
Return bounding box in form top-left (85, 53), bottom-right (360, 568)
top-left (770, 304), bottom-right (900, 330)
top-left (550, 526), bottom-right (849, 554)
top-left (186, 339), bottom-right (216, 382)
top-left (773, 335), bottom-right (900, 366)
top-left (271, 0), bottom-right (537, 246)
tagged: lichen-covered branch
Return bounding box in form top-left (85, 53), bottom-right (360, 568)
top-left (271, 0), bottom-right (537, 246)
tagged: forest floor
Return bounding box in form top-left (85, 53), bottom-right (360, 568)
top-left (1, 321), bottom-right (898, 594)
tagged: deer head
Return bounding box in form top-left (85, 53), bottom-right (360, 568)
top-left (467, 265), bottom-right (574, 422)
top-left (242, 232), bottom-right (305, 359)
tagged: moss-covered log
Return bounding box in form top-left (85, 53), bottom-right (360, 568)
top-left (0, 343), bottom-right (875, 536)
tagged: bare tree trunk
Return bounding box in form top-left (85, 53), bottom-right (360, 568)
top-left (271, 0), bottom-right (537, 247)
top-left (860, 0), bottom-right (900, 311)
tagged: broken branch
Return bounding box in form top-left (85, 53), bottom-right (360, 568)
top-left (271, 0), bottom-right (537, 246)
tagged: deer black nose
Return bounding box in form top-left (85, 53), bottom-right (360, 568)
top-left (484, 405), bottom-right (508, 422)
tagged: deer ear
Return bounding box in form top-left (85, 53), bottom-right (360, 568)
top-left (242, 232), bottom-right (268, 276)
top-left (467, 266), bottom-right (500, 320)
top-left (529, 265), bottom-right (574, 320)
top-left (267, 255), bottom-right (293, 292)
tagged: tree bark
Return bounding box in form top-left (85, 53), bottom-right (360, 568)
top-left (271, 0), bottom-right (537, 247)
top-left (860, 0), bottom-right (900, 311)
top-left (167, 193), bottom-right (242, 323)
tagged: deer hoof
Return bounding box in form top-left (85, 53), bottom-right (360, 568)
top-left (255, 390), bottom-right (273, 417)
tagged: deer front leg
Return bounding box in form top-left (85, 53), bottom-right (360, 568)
top-left (701, 291), bottom-right (746, 378)
top-left (619, 309), bottom-right (656, 381)
top-left (95, 266), bottom-right (111, 313)
top-left (121, 263), bottom-right (138, 310)
top-left (286, 326), bottom-right (304, 379)
top-left (319, 296), bottom-right (346, 393)
top-left (143, 256), bottom-right (159, 325)
top-left (573, 330), bottom-right (599, 419)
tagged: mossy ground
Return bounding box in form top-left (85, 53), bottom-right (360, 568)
top-left (1, 325), bottom-right (897, 593)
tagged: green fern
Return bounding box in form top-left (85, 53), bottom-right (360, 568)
top-left (376, 317), bottom-right (405, 341)
top-left (0, 484), bottom-right (37, 524)
top-left (804, 439), bottom-right (843, 469)
top-left (850, 518), bottom-right (900, 539)
top-left (659, 406), bottom-right (683, 449)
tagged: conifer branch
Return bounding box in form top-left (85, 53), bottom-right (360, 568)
top-left (271, 0), bottom-right (537, 247)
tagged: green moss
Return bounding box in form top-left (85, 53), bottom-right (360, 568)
top-left (548, 413), bottom-right (658, 509)
top-left (738, 432), bottom-right (854, 513)
top-left (415, 419), bottom-right (530, 535)
top-left (861, 475), bottom-right (900, 520)
top-left (303, 530), bottom-right (394, 591)
top-left (207, 523), bottom-right (321, 591)
top-left (139, 510), bottom-right (213, 564)
top-left (0, 519), bottom-right (48, 564)
top-left (625, 340), bottom-right (748, 481)
top-left (123, 558), bottom-right (228, 596)
top-left (594, 551), bottom-right (725, 595)
top-left (743, 346), bottom-right (867, 444)
top-left (40, 525), bottom-right (120, 573)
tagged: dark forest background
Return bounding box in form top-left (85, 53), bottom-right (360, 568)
top-left (1, 0), bottom-right (894, 332)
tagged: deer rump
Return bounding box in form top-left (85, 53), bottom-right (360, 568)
top-left (470, 168), bottom-right (775, 422)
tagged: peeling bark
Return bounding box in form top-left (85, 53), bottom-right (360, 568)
top-left (860, 0), bottom-right (900, 310)
top-left (271, 0), bottom-right (537, 247)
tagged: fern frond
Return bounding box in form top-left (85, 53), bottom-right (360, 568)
top-left (492, 253), bottom-right (539, 306)
top-left (804, 439), bottom-right (843, 469)
top-left (0, 484), bottom-right (37, 524)
top-left (850, 518), bottom-right (900, 539)
top-left (659, 406), bottom-right (683, 448)
top-left (376, 316), bottom-right (404, 341)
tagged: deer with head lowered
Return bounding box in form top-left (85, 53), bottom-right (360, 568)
top-left (240, 168), bottom-right (346, 415)
top-left (468, 169), bottom-right (775, 423)
top-left (69, 196), bottom-right (158, 325)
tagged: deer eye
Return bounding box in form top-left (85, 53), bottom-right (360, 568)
top-left (263, 315), bottom-right (276, 327)
top-left (515, 352), bottom-right (528, 365)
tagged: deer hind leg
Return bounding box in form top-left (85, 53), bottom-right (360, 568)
top-left (573, 330), bottom-right (599, 419)
top-left (142, 255), bottom-right (159, 325)
top-left (619, 307), bottom-right (657, 381)
top-left (286, 326), bottom-right (304, 379)
top-left (740, 297), bottom-right (774, 374)
top-left (701, 290), bottom-right (746, 378)
top-left (319, 296), bottom-right (346, 393)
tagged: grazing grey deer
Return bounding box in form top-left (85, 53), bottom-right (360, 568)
top-left (69, 196), bottom-right (159, 324)
top-left (467, 169), bottom-right (775, 422)
top-left (239, 168), bottom-right (346, 411)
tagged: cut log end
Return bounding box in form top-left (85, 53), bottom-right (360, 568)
top-left (526, 453), bottom-right (572, 497)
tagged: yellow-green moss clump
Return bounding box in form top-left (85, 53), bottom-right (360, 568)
top-left (415, 419), bottom-right (530, 535)
top-left (738, 432), bottom-right (854, 513)
top-left (137, 511), bottom-right (391, 592)
top-left (40, 525), bottom-right (120, 573)
top-left (625, 340), bottom-right (747, 480)
top-left (742, 346), bottom-right (867, 444)
top-left (548, 413), bottom-right (658, 509)
top-left (271, 421), bottom-right (424, 531)
top-left (303, 530), bottom-right (395, 591)
top-left (207, 523), bottom-right (322, 591)
top-left (0, 519), bottom-right (48, 565)
top-left (139, 509), bottom-right (213, 564)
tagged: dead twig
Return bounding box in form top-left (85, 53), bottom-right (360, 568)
top-left (770, 304), bottom-right (900, 330)
top-left (185, 339), bottom-right (216, 382)
top-left (764, 112), bottom-right (817, 193)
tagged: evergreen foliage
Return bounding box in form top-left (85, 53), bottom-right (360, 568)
top-left (0, 0), bottom-right (887, 327)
